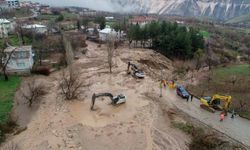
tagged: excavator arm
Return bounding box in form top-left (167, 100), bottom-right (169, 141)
top-left (127, 62), bottom-right (138, 73)
top-left (91, 93), bottom-right (114, 110)
top-left (211, 94), bottom-right (232, 113)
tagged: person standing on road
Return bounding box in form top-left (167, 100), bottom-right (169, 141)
top-left (220, 112), bottom-right (225, 122)
top-left (190, 94), bottom-right (193, 102)
top-left (231, 109), bottom-right (235, 119)
top-left (186, 96), bottom-right (189, 102)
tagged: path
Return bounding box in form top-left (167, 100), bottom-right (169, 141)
top-left (163, 89), bottom-right (250, 148)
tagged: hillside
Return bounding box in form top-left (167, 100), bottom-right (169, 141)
top-left (226, 13), bottom-right (250, 24)
top-left (28, 0), bottom-right (250, 21)
top-left (109, 0), bottom-right (250, 21)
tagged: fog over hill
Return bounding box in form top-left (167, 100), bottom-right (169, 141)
top-left (27, 0), bottom-right (250, 21)
top-left (24, 0), bottom-right (115, 12)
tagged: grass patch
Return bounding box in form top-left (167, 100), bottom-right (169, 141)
top-left (38, 14), bottom-right (59, 20)
top-left (62, 12), bottom-right (77, 20)
top-left (199, 30), bottom-right (210, 38)
top-left (238, 112), bottom-right (250, 120)
top-left (0, 35), bottom-right (32, 47)
top-left (106, 21), bottom-right (115, 27)
top-left (38, 12), bottom-right (77, 21)
top-left (172, 122), bottom-right (199, 135)
top-left (15, 8), bottom-right (33, 18)
top-left (0, 76), bottom-right (21, 124)
top-left (214, 64), bottom-right (250, 77)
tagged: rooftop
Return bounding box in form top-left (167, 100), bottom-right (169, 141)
top-left (99, 28), bottom-right (112, 34)
top-left (22, 24), bottom-right (47, 29)
top-left (0, 19), bottom-right (10, 24)
top-left (130, 16), bottom-right (157, 23)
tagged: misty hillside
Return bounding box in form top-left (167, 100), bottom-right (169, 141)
top-left (28, 0), bottom-right (250, 21)
top-left (108, 0), bottom-right (250, 21)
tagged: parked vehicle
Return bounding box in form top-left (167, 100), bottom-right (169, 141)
top-left (176, 85), bottom-right (189, 98)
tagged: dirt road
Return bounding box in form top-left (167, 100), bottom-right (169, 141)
top-left (163, 89), bottom-right (250, 148)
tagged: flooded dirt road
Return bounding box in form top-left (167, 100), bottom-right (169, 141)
top-left (2, 41), bottom-right (189, 150)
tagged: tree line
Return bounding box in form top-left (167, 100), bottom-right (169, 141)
top-left (128, 21), bottom-right (204, 59)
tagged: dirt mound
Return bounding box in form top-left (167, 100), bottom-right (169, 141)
top-left (119, 48), bottom-right (174, 80)
top-left (138, 59), bottom-right (169, 70)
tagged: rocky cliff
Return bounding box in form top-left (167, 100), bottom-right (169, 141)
top-left (109, 0), bottom-right (250, 21)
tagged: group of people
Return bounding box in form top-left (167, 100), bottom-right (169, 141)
top-left (220, 110), bottom-right (236, 122)
top-left (186, 94), bottom-right (194, 102)
top-left (160, 80), bottom-right (176, 89)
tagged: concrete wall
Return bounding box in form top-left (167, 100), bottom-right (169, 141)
top-left (6, 50), bottom-right (34, 73)
top-left (0, 22), bottom-right (11, 38)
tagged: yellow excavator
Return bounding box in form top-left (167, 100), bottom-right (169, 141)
top-left (200, 94), bottom-right (232, 116)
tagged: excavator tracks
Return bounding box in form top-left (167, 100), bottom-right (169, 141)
top-left (200, 104), bottom-right (215, 113)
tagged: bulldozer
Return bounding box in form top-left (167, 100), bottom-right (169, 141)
top-left (200, 94), bottom-right (232, 116)
top-left (127, 62), bottom-right (145, 78)
top-left (90, 93), bottom-right (126, 110)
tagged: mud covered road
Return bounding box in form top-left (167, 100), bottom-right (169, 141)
top-left (163, 89), bottom-right (250, 148)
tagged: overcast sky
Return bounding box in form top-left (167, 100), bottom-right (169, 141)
top-left (22, 0), bottom-right (114, 11)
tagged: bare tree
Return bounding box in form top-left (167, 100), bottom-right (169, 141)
top-left (0, 45), bottom-right (15, 81)
top-left (238, 100), bottom-right (247, 111)
top-left (194, 49), bottom-right (204, 70)
top-left (58, 68), bottom-right (85, 100)
top-left (230, 75), bottom-right (237, 86)
top-left (21, 79), bottom-right (48, 107)
top-left (205, 39), bottom-right (212, 70)
top-left (107, 32), bottom-right (116, 73)
top-left (245, 49), bottom-right (250, 66)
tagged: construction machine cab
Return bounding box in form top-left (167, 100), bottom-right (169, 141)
top-left (127, 62), bottom-right (145, 78)
top-left (211, 94), bottom-right (232, 112)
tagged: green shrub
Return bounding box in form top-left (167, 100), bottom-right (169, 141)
top-left (172, 122), bottom-right (229, 150)
top-left (0, 129), bottom-right (5, 144)
top-left (172, 122), bottom-right (195, 134)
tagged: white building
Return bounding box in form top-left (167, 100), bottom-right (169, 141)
top-left (99, 27), bottom-right (125, 42)
top-left (0, 0), bottom-right (8, 10)
top-left (22, 24), bottom-right (47, 34)
top-left (99, 28), bottom-right (114, 41)
top-left (6, 0), bottom-right (19, 8)
top-left (0, 19), bottom-right (11, 38)
top-left (105, 17), bottom-right (114, 21)
top-left (3, 46), bottom-right (34, 74)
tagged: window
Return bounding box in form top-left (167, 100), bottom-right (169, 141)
top-left (17, 62), bottom-right (25, 68)
top-left (17, 51), bottom-right (29, 58)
